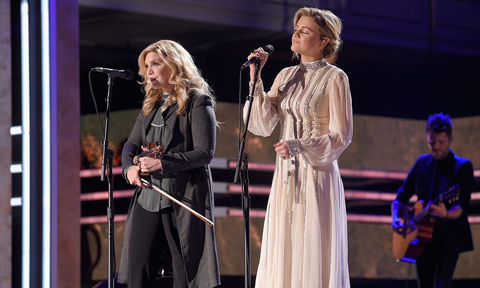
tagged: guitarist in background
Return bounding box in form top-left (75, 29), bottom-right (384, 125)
top-left (392, 112), bottom-right (476, 288)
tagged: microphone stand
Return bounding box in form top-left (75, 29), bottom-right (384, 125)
top-left (234, 60), bottom-right (260, 288)
top-left (100, 75), bottom-right (116, 288)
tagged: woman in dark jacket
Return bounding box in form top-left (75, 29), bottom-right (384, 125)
top-left (118, 39), bottom-right (220, 288)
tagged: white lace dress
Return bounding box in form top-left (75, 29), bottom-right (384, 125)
top-left (244, 59), bottom-right (353, 288)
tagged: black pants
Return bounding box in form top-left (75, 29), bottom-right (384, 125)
top-left (127, 204), bottom-right (188, 288)
top-left (415, 236), bottom-right (459, 288)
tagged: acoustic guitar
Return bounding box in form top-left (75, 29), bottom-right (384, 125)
top-left (392, 184), bottom-right (460, 263)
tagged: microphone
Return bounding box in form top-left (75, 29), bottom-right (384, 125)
top-left (91, 67), bottom-right (135, 80)
top-left (241, 45), bottom-right (274, 70)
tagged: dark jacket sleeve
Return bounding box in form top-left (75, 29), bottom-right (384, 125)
top-left (121, 112), bottom-right (144, 180)
top-left (396, 158), bottom-right (420, 204)
top-left (455, 159), bottom-right (475, 213)
top-left (444, 156), bottom-right (475, 253)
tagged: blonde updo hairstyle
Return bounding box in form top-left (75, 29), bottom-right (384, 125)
top-left (293, 7), bottom-right (343, 61)
top-left (138, 40), bottom-right (214, 116)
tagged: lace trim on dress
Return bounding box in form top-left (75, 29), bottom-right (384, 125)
top-left (286, 139), bottom-right (302, 157)
top-left (249, 79), bottom-right (264, 97)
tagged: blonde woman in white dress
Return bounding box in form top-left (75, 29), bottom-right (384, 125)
top-left (244, 7), bottom-right (353, 288)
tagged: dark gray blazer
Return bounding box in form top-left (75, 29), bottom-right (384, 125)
top-left (118, 91), bottom-right (220, 288)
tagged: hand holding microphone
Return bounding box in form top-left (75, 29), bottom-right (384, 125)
top-left (241, 44), bottom-right (274, 70)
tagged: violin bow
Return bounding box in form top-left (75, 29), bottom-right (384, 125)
top-left (140, 178), bottom-right (214, 227)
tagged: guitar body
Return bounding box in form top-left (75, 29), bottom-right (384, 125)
top-left (392, 201), bottom-right (436, 263)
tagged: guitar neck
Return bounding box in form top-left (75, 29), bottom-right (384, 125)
top-left (412, 184), bottom-right (459, 223)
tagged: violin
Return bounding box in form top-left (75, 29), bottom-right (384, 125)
top-left (133, 141), bottom-right (166, 176)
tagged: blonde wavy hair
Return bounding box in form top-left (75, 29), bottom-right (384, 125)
top-left (292, 7), bottom-right (343, 62)
top-left (138, 40), bottom-right (214, 116)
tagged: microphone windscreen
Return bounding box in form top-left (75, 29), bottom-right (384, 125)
top-left (263, 45), bottom-right (274, 55)
top-left (124, 70), bottom-right (135, 80)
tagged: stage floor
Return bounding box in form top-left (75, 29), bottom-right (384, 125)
top-left (88, 276), bottom-right (480, 288)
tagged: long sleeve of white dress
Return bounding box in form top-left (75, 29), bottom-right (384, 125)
top-left (243, 68), bottom-right (285, 137)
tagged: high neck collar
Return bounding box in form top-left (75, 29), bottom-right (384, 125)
top-left (299, 58), bottom-right (328, 71)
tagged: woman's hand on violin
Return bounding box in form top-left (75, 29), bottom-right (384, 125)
top-left (138, 157), bottom-right (163, 173)
top-left (140, 145), bottom-right (150, 152)
top-left (127, 165), bottom-right (145, 187)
